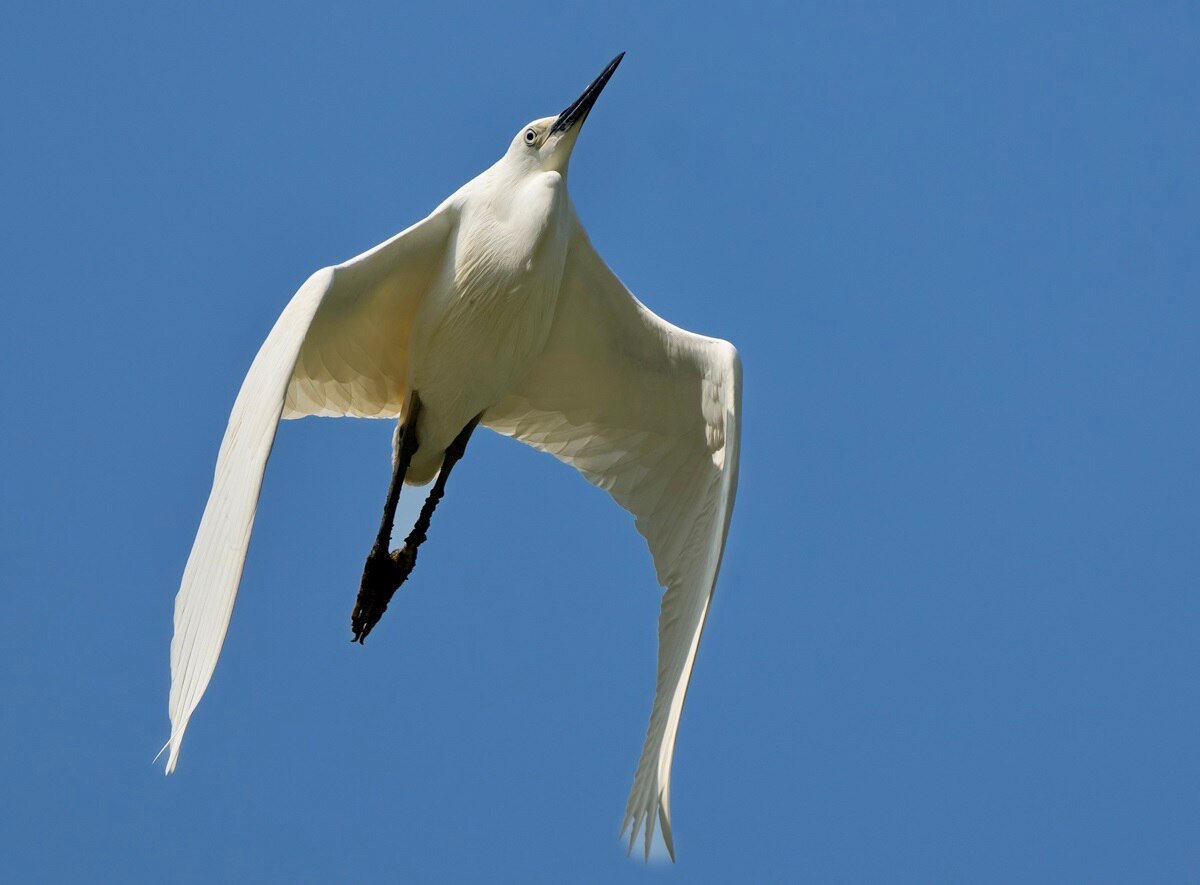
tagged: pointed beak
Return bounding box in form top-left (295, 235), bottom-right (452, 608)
top-left (549, 52), bottom-right (625, 136)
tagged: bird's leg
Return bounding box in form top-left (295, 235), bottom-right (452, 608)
top-left (350, 408), bottom-right (482, 643)
top-left (390, 412), bottom-right (483, 583)
top-left (351, 392), bottom-right (423, 643)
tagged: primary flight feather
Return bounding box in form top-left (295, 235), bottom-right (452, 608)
top-left (166, 52), bottom-right (741, 861)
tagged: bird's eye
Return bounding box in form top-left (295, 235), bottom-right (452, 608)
top-left (524, 129), bottom-right (537, 145)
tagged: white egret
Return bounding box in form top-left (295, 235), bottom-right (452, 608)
top-left (166, 53), bottom-right (741, 860)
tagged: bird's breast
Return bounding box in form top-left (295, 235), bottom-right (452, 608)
top-left (406, 181), bottom-right (569, 464)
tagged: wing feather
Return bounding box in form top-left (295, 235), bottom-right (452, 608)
top-left (166, 204), bottom-right (454, 772)
top-left (485, 215), bottom-right (741, 860)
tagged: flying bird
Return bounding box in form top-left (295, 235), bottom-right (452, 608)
top-left (166, 52), bottom-right (741, 860)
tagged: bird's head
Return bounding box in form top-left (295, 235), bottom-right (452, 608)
top-left (505, 52), bottom-right (624, 175)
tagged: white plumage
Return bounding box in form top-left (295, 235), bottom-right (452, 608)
top-left (166, 53), bottom-right (740, 861)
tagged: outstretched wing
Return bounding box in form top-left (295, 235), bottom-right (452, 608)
top-left (484, 214), bottom-right (741, 860)
top-left (166, 202), bottom-right (455, 773)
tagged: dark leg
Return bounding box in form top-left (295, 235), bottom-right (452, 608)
top-left (350, 409), bottom-right (482, 643)
top-left (351, 391), bottom-right (422, 642)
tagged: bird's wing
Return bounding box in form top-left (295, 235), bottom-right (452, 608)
top-left (166, 201), bottom-right (455, 773)
top-left (484, 215), bottom-right (741, 861)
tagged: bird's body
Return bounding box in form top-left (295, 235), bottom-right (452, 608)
top-left (167, 54), bottom-right (741, 861)
top-left (406, 161), bottom-right (569, 481)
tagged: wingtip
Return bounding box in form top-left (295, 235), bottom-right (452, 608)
top-left (621, 803), bottom-right (671, 862)
top-left (644, 809), bottom-right (655, 861)
top-left (621, 811), bottom-right (644, 859)
top-left (153, 737), bottom-right (178, 774)
top-left (154, 730), bottom-right (184, 774)
top-left (659, 805), bottom-right (676, 862)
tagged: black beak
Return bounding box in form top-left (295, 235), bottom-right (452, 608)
top-left (549, 52), bottom-right (625, 135)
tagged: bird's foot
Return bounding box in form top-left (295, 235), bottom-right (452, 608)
top-left (350, 544), bottom-right (417, 643)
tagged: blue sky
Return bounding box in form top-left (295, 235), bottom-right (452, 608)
top-left (2, 1), bottom-right (1198, 881)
